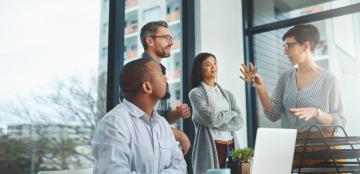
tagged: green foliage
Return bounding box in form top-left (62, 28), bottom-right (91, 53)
top-left (0, 135), bottom-right (81, 173)
top-left (0, 136), bottom-right (32, 173)
top-left (230, 147), bottom-right (254, 162)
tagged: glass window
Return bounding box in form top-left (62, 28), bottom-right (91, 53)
top-left (101, 47), bottom-right (108, 58)
top-left (98, 0), bottom-right (110, 119)
top-left (253, 13), bottom-right (360, 136)
top-left (123, 0), bottom-right (183, 129)
top-left (253, 0), bottom-right (360, 26)
top-left (102, 22), bottom-right (109, 35)
top-left (0, 1), bottom-right (106, 173)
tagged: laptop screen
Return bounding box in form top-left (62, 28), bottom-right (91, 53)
top-left (251, 128), bottom-right (297, 174)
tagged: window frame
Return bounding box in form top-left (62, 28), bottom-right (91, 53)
top-left (242, 1), bottom-right (360, 148)
top-left (107, 0), bottom-right (195, 172)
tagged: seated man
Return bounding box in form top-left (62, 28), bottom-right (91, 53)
top-left (92, 59), bottom-right (187, 174)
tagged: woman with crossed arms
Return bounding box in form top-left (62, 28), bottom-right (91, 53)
top-left (189, 52), bottom-right (244, 173)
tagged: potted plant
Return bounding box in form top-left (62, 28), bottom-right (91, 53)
top-left (227, 148), bottom-right (254, 174)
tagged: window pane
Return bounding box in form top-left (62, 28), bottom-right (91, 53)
top-left (254, 13), bottom-right (360, 136)
top-left (98, 0), bottom-right (110, 119)
top-left (0, 1), bottom-right (105, 173)
top-left (122, 0), bottom-right (183, 128)
top-left (253, 0), bottom-right (359, 26)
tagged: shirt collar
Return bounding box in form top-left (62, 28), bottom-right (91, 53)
top-left (142, 52), bottom-right (158, 62)
top-left (141, 52), bottom-right (166, 74)
top-left (123, 99), bottom-right (160, 123)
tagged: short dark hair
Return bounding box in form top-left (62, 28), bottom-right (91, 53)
top-left (119, 58), bottom-right (153, 98)
top-left (191, 52), bottom-right (216, 89)
top-left (140, 20), bottom-right (168, 50)
top-left (282, 24), bottom-right (320, 52)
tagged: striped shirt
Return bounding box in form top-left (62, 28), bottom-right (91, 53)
top-left (265, 69), bottom-right (346, 132)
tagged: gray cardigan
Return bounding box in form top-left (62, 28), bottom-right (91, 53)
top-left (189, 83), bottom-right (243, 174)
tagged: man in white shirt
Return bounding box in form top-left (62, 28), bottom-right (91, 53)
top-left (92, 59), bottom-right (187, 174)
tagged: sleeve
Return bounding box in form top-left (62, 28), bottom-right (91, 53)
top-left (159, 122), bottom-right (187, 174)
top-left (264, 72), bottom-right (288, 122)
top-left (91, 118), bottom-right (136, 174)
top-left (328, 76), bottom-right (346, 127)
top-left (215, 90), bottom-right (244, 131)
top-left (189, 88), bottom-right (237, 129)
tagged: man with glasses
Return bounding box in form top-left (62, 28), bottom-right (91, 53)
top-left (139, 20), bottom-right (191, 155)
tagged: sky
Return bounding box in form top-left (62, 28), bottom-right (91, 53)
top-left (0, 0), bottom-right (101, 127)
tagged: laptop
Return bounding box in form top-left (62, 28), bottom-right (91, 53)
top-left (251, 128), bottom-right (297, 174)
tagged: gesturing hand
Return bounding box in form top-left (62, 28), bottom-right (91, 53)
top-left (240, 63), bottom-right (263, 88)
top-left (240, 63), bottom-right (256, 83)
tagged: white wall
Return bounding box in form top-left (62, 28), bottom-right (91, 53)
top-left (195, 0), bottom-right (247, 147)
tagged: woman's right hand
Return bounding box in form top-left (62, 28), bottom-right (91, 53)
top-left (240, 63), bottom-right (264, 89)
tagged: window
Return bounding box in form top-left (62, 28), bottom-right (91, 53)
top-left (102, 22), bottom-right (109, 34)
top-left (101, 47), bottom-right (108, 58)
top-left (104, 0), bottom-right (109, 10)
top-left (253, 0), bottom-right (359, 26)
top-left (123, 0), bottom-right (183, 129)
top-left (0, 1), bottom-right (105, 172)
top-left (245, 1), bottom-right (360, 140)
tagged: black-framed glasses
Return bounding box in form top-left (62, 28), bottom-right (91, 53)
top-left (283, 42), bottom-right (299, 50)
top-left (150, 35), bottom-right (174, 42)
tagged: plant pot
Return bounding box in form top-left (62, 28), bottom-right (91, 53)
top-left (241, 162), bottom-right (250, 174)
top-left (226, 159), bottom-right (242, 174)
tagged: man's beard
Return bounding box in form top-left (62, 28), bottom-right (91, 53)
top-left (161, 83), bottom-right (171, 100)
top-left (156, 49), bottom-right (171, 58)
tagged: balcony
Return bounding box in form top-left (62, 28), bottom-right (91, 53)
top-left (124, 23), bottom-right (138, 35)
top-left (124, 50), bottom-right (137, 60)
top-left (172, 39), bottom-right (180, 49)
top-left (166, 10), bottom-right (180, 22)
top-left (125, 0), bottom-right (138, 10)
top-left (167, 69), bottom-right (180, 80)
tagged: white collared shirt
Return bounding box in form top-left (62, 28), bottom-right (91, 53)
top-left (91, 99), bottom-right (186, 174)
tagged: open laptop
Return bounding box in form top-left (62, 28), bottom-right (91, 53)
top-left (251, 128), bottom-right (297, 174)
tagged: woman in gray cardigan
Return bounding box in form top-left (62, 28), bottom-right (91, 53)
top-left (189, 52), bottom-right (244, 174)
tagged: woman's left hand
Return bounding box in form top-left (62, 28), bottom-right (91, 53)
top-left (289, 107), bottom-right (317, 121)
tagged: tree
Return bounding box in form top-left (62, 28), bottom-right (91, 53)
top-left (0, 136), bottom-right (31, 174)
top-left (0, 73), bottom-right (103, 172)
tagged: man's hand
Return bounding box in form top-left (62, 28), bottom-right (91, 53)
top-left (176, 104), bottom-right (191, 119)
top-left (172, 128), bottom-right (191, 155)
top-left (166, 103), bottom-right (191, 124)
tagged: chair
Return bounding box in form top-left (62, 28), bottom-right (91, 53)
top-left (37, 168), bottom-right (93, 174)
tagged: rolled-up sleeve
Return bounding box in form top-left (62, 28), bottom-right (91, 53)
top-left (328, 76), bottom-right (346, 127)
top-left (264, 73), bottom-right (288, 122)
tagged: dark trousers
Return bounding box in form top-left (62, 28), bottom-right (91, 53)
top-left (215, 142), bottom-right (234, 168)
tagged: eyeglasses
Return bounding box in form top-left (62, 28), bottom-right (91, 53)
top-left (150, 35), bottom-right (174, 42)
top-left (283, 42), bottom-right (298, 50)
